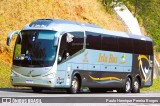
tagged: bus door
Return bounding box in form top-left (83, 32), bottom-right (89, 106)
top-left (57, 32), bottom-right (84, 87)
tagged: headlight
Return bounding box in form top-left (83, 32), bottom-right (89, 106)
top-left (42, 73), bottom-right (55, 78)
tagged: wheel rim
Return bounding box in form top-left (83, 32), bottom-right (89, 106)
top-left (72, 79), bottom-right (78, 92)
top-left (126, 80), bottom-right (131, 92)
top-left (134, 81), bottom-right (139, 91)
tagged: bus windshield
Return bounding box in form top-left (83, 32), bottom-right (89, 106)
top-left (13, 30), bottom-right (57, 67)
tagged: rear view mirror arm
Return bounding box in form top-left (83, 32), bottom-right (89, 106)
top-left (7, 30), bottom-right (21, 46)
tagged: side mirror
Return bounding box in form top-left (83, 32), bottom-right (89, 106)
top-left (7, 30), bottom-right (21, 46)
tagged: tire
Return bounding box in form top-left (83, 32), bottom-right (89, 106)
top-left (67, 76), bottom-right (80, 94)
top-left (124, 77), bottom-right (132, 93)
top-left (131, 78), bottom-right (140, 93)
top-left (118, 77), bottom-right (131, 93)
top-left (32, 87), bottom-right (43, 93)
top-left (89, 88), bottom-right (106, 93)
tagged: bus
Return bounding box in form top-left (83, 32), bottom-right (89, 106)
top-left (7, 19), bottom-right (154, 94)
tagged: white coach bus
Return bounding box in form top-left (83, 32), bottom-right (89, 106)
top-left (7, 19), bottom-right (153, 93)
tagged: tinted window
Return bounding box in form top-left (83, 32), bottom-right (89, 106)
top-left (102, 35), bottom-right (118, 52)
top-left (67, 32), bottom-right (84, 55)
top-left (58, 32), bottom-right (84, 63)
top-left (86, 32), bottom-right (101, 50)
top-left (146, 41), bottom-right (153, 55)
top-left (59, 34), bottom-right (67, 58)
top-left (133, 39), bottom-right (147, 54)
top-left (13, 30), bottom-right (57, 67)
top-left (118, 37), bottom-right (133, 53)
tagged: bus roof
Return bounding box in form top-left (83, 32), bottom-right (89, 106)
top-left (23, 19), bottom-right (152, 42)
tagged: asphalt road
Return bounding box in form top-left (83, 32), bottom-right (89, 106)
top-left (0, 88), bottom-right (160, 97)
top-left (0, 88), bottom-right (160, 106)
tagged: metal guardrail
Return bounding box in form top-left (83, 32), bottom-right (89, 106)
top-left (154, 58), bottom-right (160, 79)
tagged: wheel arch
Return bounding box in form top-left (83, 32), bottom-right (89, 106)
top-left (72, 71), bottom-right (82, 90)
top-left (126, 74), bottom-right (132, 83)
top-left (135, 74), bottom-right (141, 87)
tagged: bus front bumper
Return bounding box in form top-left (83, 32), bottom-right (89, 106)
top-left (11, 76), bottom-right (56, 88)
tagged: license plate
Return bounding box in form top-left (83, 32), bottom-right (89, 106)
top-left (26, 80), bottom-right (33, 84)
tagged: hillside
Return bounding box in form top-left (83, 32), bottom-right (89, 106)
top-left (0, 0), bottom-right (125, 87)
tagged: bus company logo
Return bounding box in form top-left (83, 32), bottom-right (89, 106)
top-left (98, 53), bottom-right (117, 63)
top-left (83, 52), bottom-right (88, 62)
top-left (66, 33), bottom-right (74, 43)
top-left (138, 55), bottom-right (151, 82)
top-left (120, 54), bottom-right (126, 64)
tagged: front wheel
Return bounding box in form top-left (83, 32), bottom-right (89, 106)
top-left (131, 78), bottom-right (140, 93)
top-left (124, 77), bottom-right (132, 93)
top-left (67, 76), bottom-right (80, 94)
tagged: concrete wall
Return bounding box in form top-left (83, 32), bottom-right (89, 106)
top-left (113, 5), bottom-right (142, 35)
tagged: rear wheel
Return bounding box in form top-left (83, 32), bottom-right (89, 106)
top-left (117, 77), bottom-right (131, 93)
top-left (32, 87), bottom-right (43, 93)
top-left (131, 78), bottom-right (140, 93)
top-left (67, 76), bottom-right (80, 94)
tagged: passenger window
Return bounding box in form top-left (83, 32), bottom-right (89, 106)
top-left (67, 32), bottom-right (84, 56)
top-left (133, 39), bottom-right (147, 54)
top-left (58, 32), bottom-right (84, 63)
top-left (102, 35), bottom-right (118, 52)
top-left (118, 37), bottom-right (133, 53)
top-left (58, 34), bottom-right (67, 63)
top-left (86, 32), bottom-right (101, 50)
top-left (146, 41), bottom-right (153, 55)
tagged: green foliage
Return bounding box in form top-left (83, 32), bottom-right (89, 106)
top-left (142, 77), bottom-right (160, 92)
top-left (0, 61), bottom-right (13, 88)
top-left (103, 0), bottom-right (127, 12)
top-left (103, 0), bottom-right (127, 7)
top-left (104, 0), bottom-right (160, 52)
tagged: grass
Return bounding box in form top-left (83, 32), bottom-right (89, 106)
top-left (142, 77), bottom-right (160, 92)
top-left (0, 60), bottom-right (13, 88)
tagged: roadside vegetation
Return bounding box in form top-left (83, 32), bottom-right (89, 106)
top-left (142, 77), bottom-right (160, 92)
top-left (0, 60), bottom-right (12, 88)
